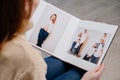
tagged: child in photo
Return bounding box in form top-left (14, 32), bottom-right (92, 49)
top-left (77, 29), bottom-right (88, 57)
top-left (70, 29), bottom-right (88, 56)
top-left (83, 43), bottom-right (98, 61)
top-left (70, 32), bottom-right (82, 55)
top-left (91, 39), bottom-right (105, 64)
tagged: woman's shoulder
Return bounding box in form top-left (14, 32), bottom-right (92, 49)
top-left (1, 38), bottom-right (31, 64)
top-left (0, 38), bottom-right (47, 80)
top-left (1, 35), bottom-right (43, 67)
top-left (1, 36), bottom-right (47, 71)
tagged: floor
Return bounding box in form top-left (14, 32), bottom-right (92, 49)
top-left (43, 0), bottom-right (120, 80)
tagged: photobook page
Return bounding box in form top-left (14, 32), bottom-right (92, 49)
top-left (26, 0), bottom-right (76, 54)
top-left (53, 19), bottom-right (118, 70)
top-left (26, 0), bottom-right (118, 70)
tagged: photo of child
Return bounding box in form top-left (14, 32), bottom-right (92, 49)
top-left (70, 29), bottom-right (88, 57)
top-left (82, 32), bottom-right (108, 64)
top-left (68, 26), bottom-right (111, 64)
top-left (83, 43), bottom-right (98, 61)
top-left (83, 39), bottom-right (105, 64)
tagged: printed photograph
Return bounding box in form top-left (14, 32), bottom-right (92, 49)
top-left (68, 27), bottom-right (111, 64)
top-left (28, 5), bottom-right (71, 53)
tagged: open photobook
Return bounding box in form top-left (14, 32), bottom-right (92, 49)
top-left (26, 0), bottom-right (118, 71)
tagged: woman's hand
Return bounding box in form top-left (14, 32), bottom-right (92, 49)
top-left (81, 64), bottom-right (105, 80)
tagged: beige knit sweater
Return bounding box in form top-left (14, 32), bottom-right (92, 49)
top-left (0, 35), bottom-right (47, 80)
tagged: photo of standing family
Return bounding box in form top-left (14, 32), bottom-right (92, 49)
top-left (70, 29), bottom-right (88, 57)
top-left (83, 33), bottom-right (107, 64)
top-left (69, 27), bottom-right (111, 64)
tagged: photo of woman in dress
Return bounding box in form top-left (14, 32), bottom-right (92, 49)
top-left (37, 14), bottom-right (57, 47)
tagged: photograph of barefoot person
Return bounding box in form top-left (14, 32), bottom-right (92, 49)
top-left (28, 5), bottom-right (71, 53)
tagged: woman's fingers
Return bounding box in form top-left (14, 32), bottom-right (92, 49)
top-left (96, 64), bottom-right (105, 76)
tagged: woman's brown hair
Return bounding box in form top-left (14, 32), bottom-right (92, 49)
top-left (0, 0), bottom-right (33, 50)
